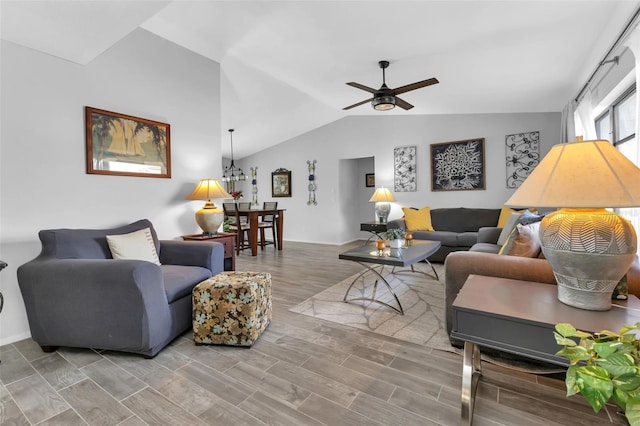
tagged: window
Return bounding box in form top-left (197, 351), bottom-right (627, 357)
top-left (595, 85), bottom-right (639, 254)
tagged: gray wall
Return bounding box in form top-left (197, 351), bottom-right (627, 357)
top-left (0, 29), bottom-right (222, 345)
top-left (235, 113), bottom-right (561, 244)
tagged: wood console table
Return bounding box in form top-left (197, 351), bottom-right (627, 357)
top-left (182, 232), bottom-right (236, 271)
top-left (451, 274), bottom-right (640, 425)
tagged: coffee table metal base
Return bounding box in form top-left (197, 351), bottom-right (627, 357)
top-left (461, 341), bottom-right (482, 425)
top-left (343, 263), bottom-right (404, 314)
top-left (342, 261), bottom-right (439, 315)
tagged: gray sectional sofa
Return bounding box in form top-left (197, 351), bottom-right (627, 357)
top-left (386, 207), bottom-right (501, 262)
top-left (17, 219), bottom-right (224, 357)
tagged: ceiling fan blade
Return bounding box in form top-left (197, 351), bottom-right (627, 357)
top-left (346, 82), bottom-right (377, 94)
top-left (393, 78), bottom-right (439, 95)
top-left (343, 98), bottom-right (374, 110)
top-left (395, 96), bottom-right (414, 110)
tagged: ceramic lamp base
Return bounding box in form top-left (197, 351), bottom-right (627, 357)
top-left (540, 208), bottom-right (637, 310)
top-left (195, 202), bottom-right (224, 235)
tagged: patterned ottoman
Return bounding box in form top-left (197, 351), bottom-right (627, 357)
top-left (192, 271), bottom-right (272, 346)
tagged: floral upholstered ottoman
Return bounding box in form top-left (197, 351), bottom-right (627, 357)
top-left (192, 271), bottom-right (272, 346)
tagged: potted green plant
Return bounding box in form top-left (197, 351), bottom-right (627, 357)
top-left (385, 228), bottom-right (405, 248)
top-left (554, 322), bottom-right (640, 425)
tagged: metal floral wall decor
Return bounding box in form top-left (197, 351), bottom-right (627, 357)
top-left (394, 145), bottom-right (417, 192)
top-left (430, 138), bottom-right (485, 191)
top-left (505, 131), bottom-right (540, 188)
top-left (250, 166), bottom-right (259, 207)
top-left (307, 160), bottom-right (317, 205)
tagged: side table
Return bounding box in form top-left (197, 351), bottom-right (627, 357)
top-left (182, 233), bottom-right (236, 271)
top-left (360, 221), bottom-right (387, 243)
top-left (451, 274), bottom-right (640, 425)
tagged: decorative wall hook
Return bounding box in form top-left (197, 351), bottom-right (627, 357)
top-left (250, 167), bottom-right (258, 206)
top-left (307, 160), bottom-right (317, 206)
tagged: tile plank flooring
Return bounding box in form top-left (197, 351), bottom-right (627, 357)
top-left (0, 241), bottom-right (628, 425)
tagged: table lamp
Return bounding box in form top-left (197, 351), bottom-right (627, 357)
top-left (505, 139), bottom-right (640, 310)
top-left (186, 179), bottom-right (232, 235)
top-left (369, 187), bottom-right (396, 223)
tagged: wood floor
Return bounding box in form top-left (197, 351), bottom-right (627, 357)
top-left (0, 241), bottom-right (628, 425)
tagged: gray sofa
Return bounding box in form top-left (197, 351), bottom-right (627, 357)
top-left (387, 207), bottom-right (501, 262)
top-left (17, 219), bottom-right (224, 357)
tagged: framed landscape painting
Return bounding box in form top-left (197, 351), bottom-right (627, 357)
top-left (430, 138), bottom-right (485, 191)
top-left (85, 107), bottom-right (171, 178)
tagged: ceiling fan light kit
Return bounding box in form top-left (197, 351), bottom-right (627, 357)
top-left (372, 94), bottom-right (396, 111)
top-left (344, 60), bottom-right (438, 111)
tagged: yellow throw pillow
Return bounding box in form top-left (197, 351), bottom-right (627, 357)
top-left (498, 206), bottom-right (536, 227)
top-left (402, 207), bottom-right (434, 231)
top-left (498, 206), bottom-right (517, 227)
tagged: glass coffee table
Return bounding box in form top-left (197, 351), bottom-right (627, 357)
top-left (338, 240), bottom-right (441, 314)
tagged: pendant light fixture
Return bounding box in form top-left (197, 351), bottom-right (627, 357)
top-left (222, 128), bottom-right (246, 192)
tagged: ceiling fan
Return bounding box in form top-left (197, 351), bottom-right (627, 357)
top-left (343, 60), bottom-right (439, 111)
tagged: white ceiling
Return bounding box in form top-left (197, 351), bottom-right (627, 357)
top-left (2, 1), bottom-right (639, 158)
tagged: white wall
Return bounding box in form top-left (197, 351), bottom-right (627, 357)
top-left (236, 113), bottom-right (561, 244)
top-left (0, 28), bottom-right (561, 346)
top-left (0, 29), bottom-right (221, 345)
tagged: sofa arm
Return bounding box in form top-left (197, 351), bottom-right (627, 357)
top-left (386, 218), bottom-right (406, 232)
top-left (476, 227), bottom-right (502, 244)
top-left (159, 240), bottom-right (224, 274)
top-left (17, 259), bottom-right (171, 353)
top-left (444, 251), bottom-right (556, 341)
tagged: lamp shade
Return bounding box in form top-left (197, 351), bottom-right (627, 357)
top-left (369, 187), bottom-right (397, 203)
top-left (504, 139), bottom-right (640, 209)
top-left (186, 179), bottom-right (232, 201)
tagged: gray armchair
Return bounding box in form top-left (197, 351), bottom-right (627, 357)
top-left (17, 219), bottom-right (224, 357)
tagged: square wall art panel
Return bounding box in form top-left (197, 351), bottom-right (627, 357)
top-left (431, 138), bottom-right (485, 191)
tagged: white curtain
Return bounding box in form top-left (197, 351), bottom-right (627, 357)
top-left (574, 90), bottom-right (598, 140)
top-left (625, 26), bottom-right (640, 165)
top-left (560, 100), bottom-right (576, 143)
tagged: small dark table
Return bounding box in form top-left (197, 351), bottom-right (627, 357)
top-left (360, 221), bottom-right (387, 243)
top-left (338, 240), bottom-right (441, 314)
top-left (451, 274), bottom-right (640, 425)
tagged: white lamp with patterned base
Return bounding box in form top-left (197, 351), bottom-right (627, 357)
top-left (505, 139), bottom-right (640, 310)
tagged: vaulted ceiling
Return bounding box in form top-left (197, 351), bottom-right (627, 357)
top-left (2, 1), bottom-right (638, 158)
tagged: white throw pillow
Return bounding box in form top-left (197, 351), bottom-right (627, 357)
top-left (106, 227), bottom-right (161, 265)
top-left (497, 211), bottom-right (522, 246)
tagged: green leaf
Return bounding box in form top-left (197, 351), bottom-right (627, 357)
top-left (574, 366), bottom-right (613, 412)
top-left (613, 387), bottom-right (630, 413)
top-left (613, 373), bottom-right (640, 392)
top-left (593, 341), bottom-right (621, 358)
top-left (554, 332), bottom-right (577, 347)
top-left (555, 323), bottom-right (578, 337)
top-left (598, 353), bottom-right (636, 377)
top-left (565, 366), bottom-right (579, 396)
top-left (556, 346), bottom-right (590, 363)
top-left (596, 330), bottom-right (620, 339)
top-left (625, 401), bottom-right (640, 426)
